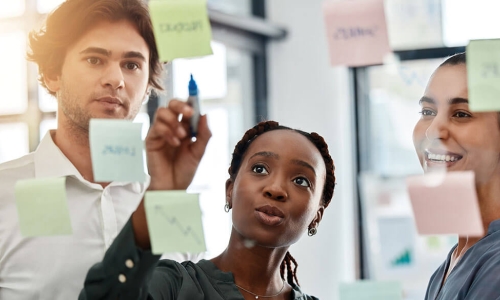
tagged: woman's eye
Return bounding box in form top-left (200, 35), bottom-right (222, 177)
top-left (294, 177), bottom-right (310, 187)
top-left (125, 62), bottom-right (139, 70)
top-left (419, 109), bottom-right (436, 117)
top-left (453, 111), bottom-right (471, 118)
top-left (252, 165), bottom-right (268, 174)
top-left (87, 57), bottom-right (101, 65)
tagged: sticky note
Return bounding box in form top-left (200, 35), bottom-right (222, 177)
top-left (15, 177), bottom-right (72, 237)
top-left (467, 39), bottom-right (500, 112)
top-left (378, 217), bottom-right (415, 270)
top-left (339, 281), bottom-right (402, 300)
top-left (144, 190), bottom-right (206, 254)
top-left (89, 119), bottom-right (146, 182)
top-left (149, 0), bottom-right (213, 61)
top-left (323, 0), bottom-right (391, 67)
top-left (406, 171), bottom-right (483, 236)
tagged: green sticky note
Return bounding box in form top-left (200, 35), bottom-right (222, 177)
top-left (339, 281), bottom-right (402, 300)
top-left (144, 190), bottom-right (206, 254)
top-left (15, 177), bottom-right (72, 237)
top-left (89, 119), bottom-right (146, 182)
top-left (149, 0), bottom-right (213, 61)
top-left (467, 39), bottom-right (500, 112)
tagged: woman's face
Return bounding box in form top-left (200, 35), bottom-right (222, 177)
top-left (226, 130), bottom-right (326, 248)
top-left (412, 64), bottom-right (500, 184)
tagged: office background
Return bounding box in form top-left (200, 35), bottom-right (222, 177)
top-left (1, 0), bottom-right (499, 299)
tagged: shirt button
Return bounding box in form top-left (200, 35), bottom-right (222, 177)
top-left (125, 259), bottom-right (134, 269)
top-left (118, 274), bottom-right (126, 283)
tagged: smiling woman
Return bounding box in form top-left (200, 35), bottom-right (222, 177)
top-left (79, 118), bottom-right (336, 300)
top-left (413, 52), bottom-right (500, 300)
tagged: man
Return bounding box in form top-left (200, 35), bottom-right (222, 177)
top-left (0, 0), bottom-right (211, 299)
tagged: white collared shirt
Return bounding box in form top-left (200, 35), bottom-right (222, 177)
top-left (0, 131), bottom-right (203, 300)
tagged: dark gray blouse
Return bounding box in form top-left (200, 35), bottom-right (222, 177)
top-left (79, 219), bottom-right (318, 300)
top-left (425, 219), bottom-right (500, 300)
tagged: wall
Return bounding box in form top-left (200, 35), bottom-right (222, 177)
top-left (266, 0), bottom-right (357, 299)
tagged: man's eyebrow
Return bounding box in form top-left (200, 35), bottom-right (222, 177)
top-left (291, 159), bottom-right (316, 176)
top-left (123, 51), bottom-right (146, 62)
top-left (79, 47), bottom-right (146, 62)
top-left (79, 47), bottom-right (110, 56)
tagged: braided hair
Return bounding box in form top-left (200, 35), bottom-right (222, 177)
top-left (228, 121), bottom-right (336, 286)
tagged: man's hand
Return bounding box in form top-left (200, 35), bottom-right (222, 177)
top-left (145, 99), bottom-right (211, 190)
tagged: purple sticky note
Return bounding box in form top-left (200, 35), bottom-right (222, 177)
top-left (322, 0), bottom-right (391, 67)
top-left (406, 171), bottom-right (484, 236)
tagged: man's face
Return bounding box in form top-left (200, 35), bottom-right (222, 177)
top-left (46, 19), bottom-right (150, 131)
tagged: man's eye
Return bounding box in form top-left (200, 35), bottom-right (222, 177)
top-left (453, 111), bottom-right (471, 118)
top-left (294, 177), bottom-right (310, 187)
top-left (125, 62), bottom-right (139, 70)
top-left (252, 165), bottom-right (268, 174)
top-left (87, 57), bottom-right (101, 65)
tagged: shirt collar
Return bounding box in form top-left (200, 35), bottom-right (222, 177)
top-left (34, 130), bottom-right (83, 179)
top-left (487, 218), bottom-right (500, 235)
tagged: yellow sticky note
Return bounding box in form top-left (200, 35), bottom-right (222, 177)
top-left (15, 177), bottom-right (72, 237)
top-left (149, 0), bottom-right (213, 61)
top-left (339, 281), bottom-right (402, 300)
top-left (89, 119), bottom-right (146, 183)
top-left (144, 190), bottom-right (206, 254)
top-left (467, 39), bottom-right (500, 112)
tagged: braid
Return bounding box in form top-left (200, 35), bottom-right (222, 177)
top-left (280, 251), bottom-right (300, 286)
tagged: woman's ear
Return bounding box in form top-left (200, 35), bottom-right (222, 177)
top-left (309, 206), bottom-right (325, 228)
top-left (225, 179), bottom-right (234, 207)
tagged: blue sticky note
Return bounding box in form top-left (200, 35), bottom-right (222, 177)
top-left (467, 39), bottom-right (500, 112)
top-left (339, 281), bottom-right (402, 300)
top-left (144, 191), bottom-right (206, 254)
top-left (89, 119), bottom-right (146, 182)
top-left (15, 177), bottom-right (72, 237)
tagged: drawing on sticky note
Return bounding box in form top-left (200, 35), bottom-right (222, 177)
top-left (101, 145), bottom-right (137, 156)
top-left (144, 190), bottom-right (206, 254)
top-left (152, 204), bottom-right (203, 246)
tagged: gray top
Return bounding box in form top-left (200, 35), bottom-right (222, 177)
top-left (79, 218), bottom-right (318, 300)
top-left (425, 219), bottom-right (500, 300)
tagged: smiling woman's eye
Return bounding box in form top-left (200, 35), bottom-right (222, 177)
top-left (453, 111), bottom-right (472, 118)
top-left (419, 108), bottom-right (436, 117)
top-left (252, 165), bottom-right (268, 174)
top-left (294, 177), bottom-right (310, 187)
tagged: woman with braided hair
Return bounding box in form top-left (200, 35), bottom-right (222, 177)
top-left (79, 100), bottom-right (336, 300)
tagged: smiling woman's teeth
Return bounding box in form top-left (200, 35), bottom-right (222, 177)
top-left (428, 153), bottom-right (458, 162)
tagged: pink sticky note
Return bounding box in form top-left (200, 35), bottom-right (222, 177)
top-left (406, 171), bottom-right (484, 236)
top-left (322, 0), bottom-right (391, 67)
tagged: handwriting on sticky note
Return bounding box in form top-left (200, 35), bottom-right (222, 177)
top-left (144, 191), bottom-right (206, 254)
top-left (323, 0), bottom-right (391, 67)
top-left (467, 39), bottom-right (500, 111)
top-left (15, 177), bottom-right (72, 237)
top-left (149, 0), bottom-right (213, 61)
top-left (339, 281), bottom-right (402, 300)
top-left (406, 171), bottom-right (484, 236)
top-left (89, 119), bottom-right (145, 182)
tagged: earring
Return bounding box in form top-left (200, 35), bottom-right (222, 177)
top-left (224, 202), bottom-right (231, 213)
top-left (308, 227), bottom-right (317, 236)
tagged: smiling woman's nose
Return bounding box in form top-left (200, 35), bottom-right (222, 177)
top-left (425, 117), bottom-right (449, 141)
top-left (101, 64), bottom-right (124, 89)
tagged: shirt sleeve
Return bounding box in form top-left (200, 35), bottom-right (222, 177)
top-left (78, 218), bottom-right (161, 300)
top-left (465, 253), bottom-right (500, 299)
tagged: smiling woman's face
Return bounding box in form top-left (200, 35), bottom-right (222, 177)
top-left (412, 64), bottom-right (500, 184)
